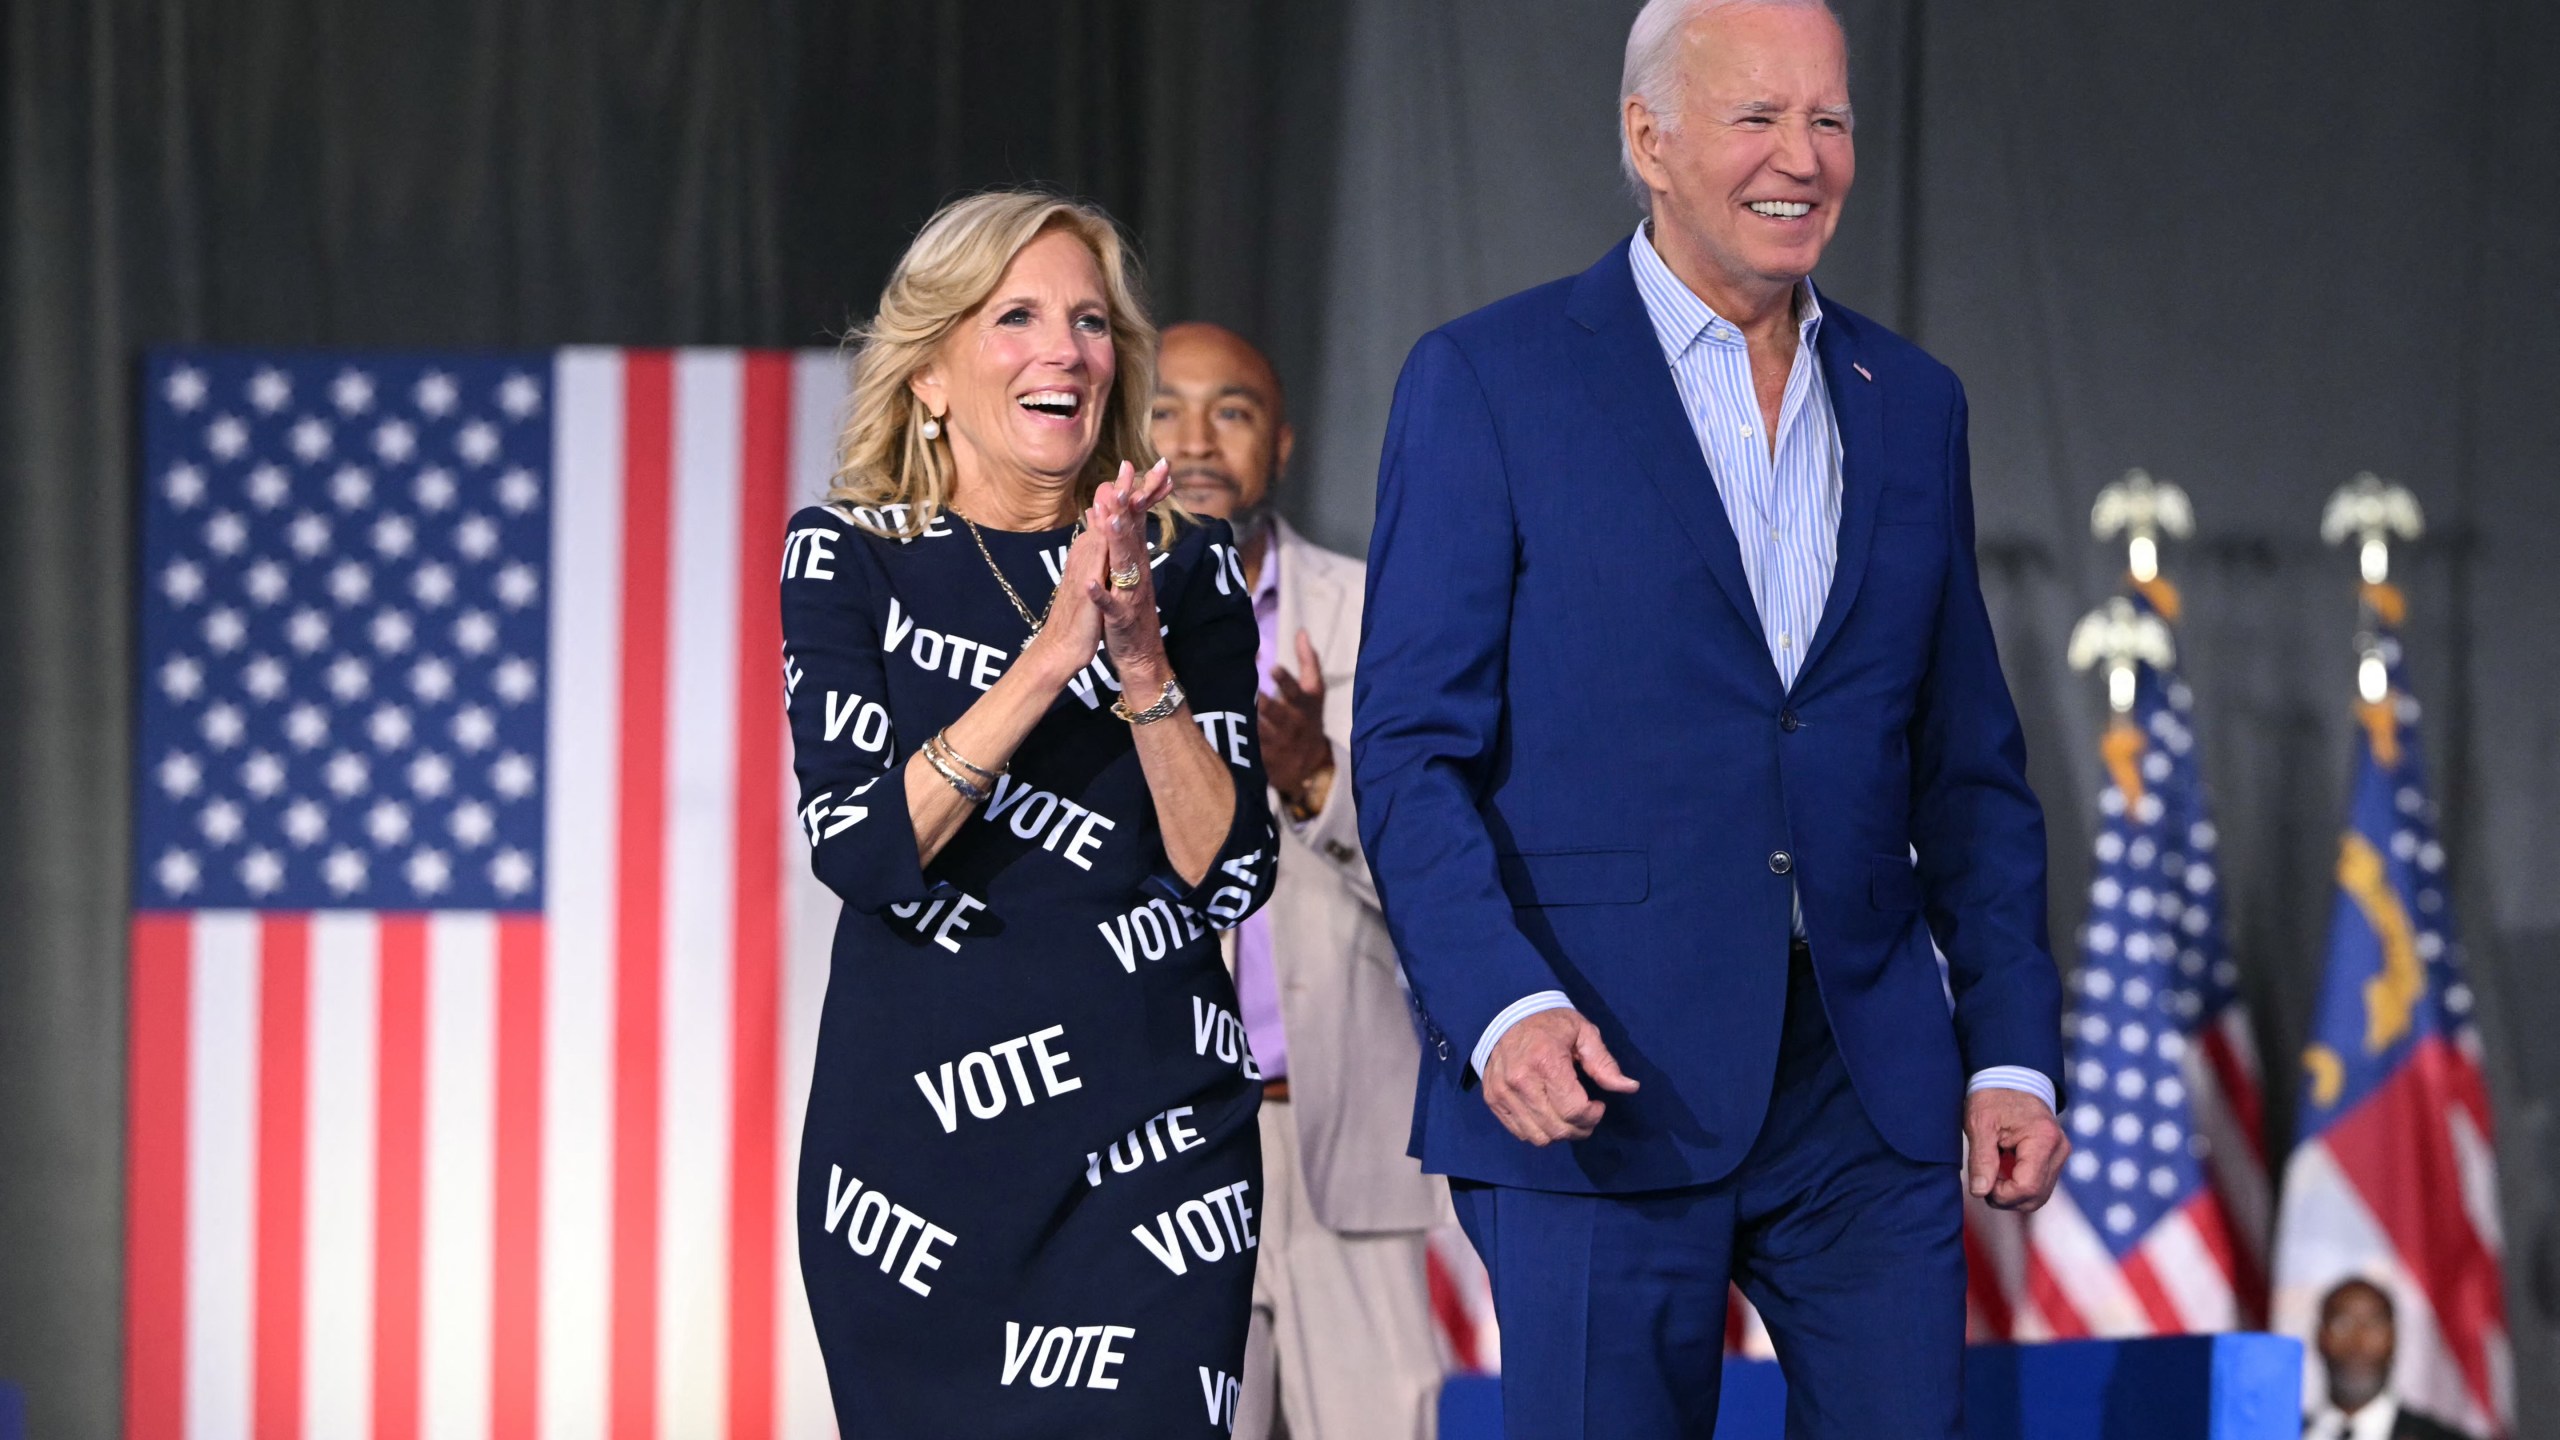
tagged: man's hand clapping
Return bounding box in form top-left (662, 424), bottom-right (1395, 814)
top-left (1258, 631), bottom-right (1331, 816)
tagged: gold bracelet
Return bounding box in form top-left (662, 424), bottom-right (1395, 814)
top-left (919, 737), bottom-right (989, 803)
top-left (1111, 678), bottom-right (1186, 725)
top-left (931, 728), bottom-right (1001, 785)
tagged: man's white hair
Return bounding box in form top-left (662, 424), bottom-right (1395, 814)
top-left (1618, 0), bottom-right (1844, 200)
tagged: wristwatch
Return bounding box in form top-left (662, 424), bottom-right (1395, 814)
top-left (1112, 678), bottom-right (1186, 725)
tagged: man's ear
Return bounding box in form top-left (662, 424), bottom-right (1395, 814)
top-left (1625, 98), bottom-right (1673, 196)
top-left (1274, 422), bottom-right (1296, 480)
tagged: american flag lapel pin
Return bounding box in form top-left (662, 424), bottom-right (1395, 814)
top-left (1853, 362), bottom-right (1873, 383)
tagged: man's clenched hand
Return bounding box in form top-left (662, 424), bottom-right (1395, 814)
top-left (1964, 1086), bottom-right (2068, 1211)
top-left (1480, 1009), bottom-right (1640, 1146)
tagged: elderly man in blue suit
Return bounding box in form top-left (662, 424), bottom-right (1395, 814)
top-left (1352, 1), bottom-right (2068, 1435)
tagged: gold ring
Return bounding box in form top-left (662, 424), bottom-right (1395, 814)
top-left (1108, 562), bottom-right (1144, 590)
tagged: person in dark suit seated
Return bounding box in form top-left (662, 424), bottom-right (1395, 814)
top-left (2304, 1279), bottom-right (2480, 1440)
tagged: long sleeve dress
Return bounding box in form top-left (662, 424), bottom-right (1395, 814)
top-left (779, 498), bottom-right (1277, 1438)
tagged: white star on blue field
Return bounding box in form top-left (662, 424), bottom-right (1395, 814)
top-left (137, 352), bottom-right (552, 911)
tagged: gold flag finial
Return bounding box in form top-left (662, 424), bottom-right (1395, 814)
top-left (2068, 597), bottom-right (2177, 714)
top-left (2321, 473), bottom-right (2424, 707)
top-left (2069, 598), bottom-right (2177, 803)
top-left (2091, 468), bottom-right (2194, 584)
top-left (2320, 471), bottom-right (2424, 585)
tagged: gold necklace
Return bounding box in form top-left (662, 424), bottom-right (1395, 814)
top-left (955, 511), bottom-right (1077, 651)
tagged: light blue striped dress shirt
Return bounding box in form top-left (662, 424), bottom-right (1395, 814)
top-left (1471, 228), bottom-right (2054, 1114)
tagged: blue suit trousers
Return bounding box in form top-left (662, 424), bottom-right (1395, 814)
top-left (1451, 948), bottom-right (1965, 1440)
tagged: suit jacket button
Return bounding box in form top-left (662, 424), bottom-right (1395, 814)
top-left (1769, 850), bottom-right (1794, 875)
top-left (1779, 710), bottom-right (1801, 732)
top-left (1323, 839), bottom-right (1354, 863)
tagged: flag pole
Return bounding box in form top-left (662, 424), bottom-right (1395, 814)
top-left (2320, 472), bottom-right (2425, 710)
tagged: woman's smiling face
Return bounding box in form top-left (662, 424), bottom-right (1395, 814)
top-left (914, 227), bottom-right (1119, 506)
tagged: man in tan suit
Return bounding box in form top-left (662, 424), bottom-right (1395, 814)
top-left (1153, 323), bottom-right (1448, 1439)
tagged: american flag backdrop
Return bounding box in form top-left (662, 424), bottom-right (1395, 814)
top-left (2270, 582), bottom-right (2510, 1435)
top-left (125, 347), bottom-right (855, 1440)
top-left (1964, 579), bottom-right (2270, 1342)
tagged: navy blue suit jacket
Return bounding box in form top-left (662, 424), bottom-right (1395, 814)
top-left (1352, 243), bottom-right (2066, 1194)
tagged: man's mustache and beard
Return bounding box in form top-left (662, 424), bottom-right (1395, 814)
top-left (1171, 461), bottom-right (1275, 546)
top-left (2327, 1350), bottom-right (2388, 1413)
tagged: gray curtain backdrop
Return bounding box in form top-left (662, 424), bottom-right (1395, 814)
top-left (5, 0), bottom-right (2555, 1434)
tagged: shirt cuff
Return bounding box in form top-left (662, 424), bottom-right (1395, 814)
top-left (1471, 991), bottom-right (1576, 1077)
top-left (1966, 1065), bottom-right (2057, 1112)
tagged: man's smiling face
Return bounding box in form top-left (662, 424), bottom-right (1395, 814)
top-left (1629, 3), bottom-right (1855, 298)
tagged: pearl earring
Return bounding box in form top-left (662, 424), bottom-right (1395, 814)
top-left (920, 415), bottom-right (942, 440)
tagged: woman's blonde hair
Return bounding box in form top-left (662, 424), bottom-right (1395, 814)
top-left (828, 189), bottom-right (1174, 540)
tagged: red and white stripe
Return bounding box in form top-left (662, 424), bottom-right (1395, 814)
top-left (1967, 1176), bottom-right (2251, 1343)
top-left (1425, 1225), bottom-right (1501, 1375)
top-left (2193, 1005), bottom-right (2270, 1320)
top-left (124, 348), bottom-right (853, 1440)
top-left (1963, 1196), bottom-right (2027, 1342)
top-left (1723, 1288), bottom-right (1776, 1359)
top-left (2011, 1185), bottom-right (2243, 1341)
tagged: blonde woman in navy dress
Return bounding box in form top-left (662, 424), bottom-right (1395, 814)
top-left (782, 189), bottom-right (1277, 1436)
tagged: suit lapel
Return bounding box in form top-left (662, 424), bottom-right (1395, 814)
top-left (1564, 250), bottom-right (1769, 662)
top-left (1268, 520), bottom-right (1301, 677)
top-left (1302, 562), bottom-right (1353, 686)
top-left (1793, 314), bottom-right (1883, 691)
top-left (1269, 519), bottom-right (1335, 680)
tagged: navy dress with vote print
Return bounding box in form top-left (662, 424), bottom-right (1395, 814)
top-left (780, 497), bottom-right (1276, 1438)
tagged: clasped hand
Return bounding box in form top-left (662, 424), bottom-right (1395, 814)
top-left (1031, 459), bottom-right (1175, 684)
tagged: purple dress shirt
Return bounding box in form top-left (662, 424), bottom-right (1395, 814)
top-left (1233, 542), bottom-right (1288, 1079)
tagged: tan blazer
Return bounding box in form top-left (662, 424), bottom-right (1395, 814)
top-left (1246, 518), bottom-right (1449, 1235)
